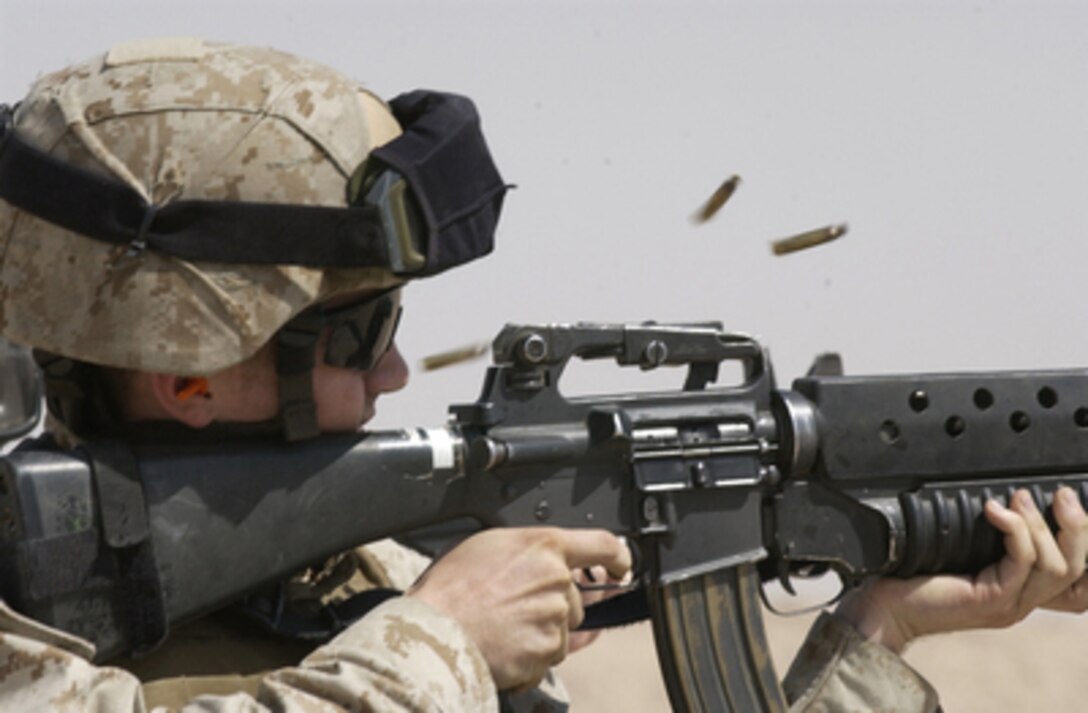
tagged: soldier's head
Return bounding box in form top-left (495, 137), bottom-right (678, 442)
top-left (0, 39), bottom-right (505, 441)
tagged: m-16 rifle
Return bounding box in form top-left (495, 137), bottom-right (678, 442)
top-left (2, 322), bottom-right (1087, 712)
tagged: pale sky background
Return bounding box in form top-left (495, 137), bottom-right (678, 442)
top-left (2, 2), bottom-right (1087, 708)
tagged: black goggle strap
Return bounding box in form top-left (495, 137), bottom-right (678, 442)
top-left (0, 91), bottom-right (506, 277)
top-left (274, 311), bottom-right (322, 442)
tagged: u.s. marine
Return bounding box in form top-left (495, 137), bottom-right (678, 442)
top-left (0, 38), bottom-right (1085, 712)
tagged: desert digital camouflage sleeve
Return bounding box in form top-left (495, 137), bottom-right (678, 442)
top-left (357, 539), bottom-right (571, 712)
top-left (1, 541), bottom-right (933, 713)
top-left (0, 597), bottom-right (499, 712)
top-left (783, 612), bottom-right (941, 713)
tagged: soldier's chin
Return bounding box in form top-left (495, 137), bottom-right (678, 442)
top-left (356, 403), bottom-right (377, 430)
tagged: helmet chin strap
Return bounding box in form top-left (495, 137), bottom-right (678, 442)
top-left (274, 311), bottom-right (323, 442)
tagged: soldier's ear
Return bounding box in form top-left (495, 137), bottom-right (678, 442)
top-left (148, 374), bottom-right (215, 428)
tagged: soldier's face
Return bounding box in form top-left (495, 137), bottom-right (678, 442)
top-left (203, 289), bottom-right (409, 431)
top-left (307, 290), bottom-right (410, 430)
top-left (208, 331), bottom-right (409, 432)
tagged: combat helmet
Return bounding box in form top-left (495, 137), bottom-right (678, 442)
top-left (0, 38), bottom-right (506, 439)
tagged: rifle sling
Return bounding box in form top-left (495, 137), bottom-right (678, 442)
top-left (579, 589), bottom-right (649, 631)
top-left (0, 528), bottom-right (100, 602)
top-left (234, 585), bottom-right (400, 642)
top-left (234, 582), bottom-right (648, 640)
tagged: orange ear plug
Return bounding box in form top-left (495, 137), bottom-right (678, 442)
top-left (177, 377), bottom-right (210, 401)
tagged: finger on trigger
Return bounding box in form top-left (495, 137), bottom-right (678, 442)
top-left (559, 529), bottom-right (632, 579)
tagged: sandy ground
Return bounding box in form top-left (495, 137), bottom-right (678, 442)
top-left (557, 609), bottom-right (1088, 712)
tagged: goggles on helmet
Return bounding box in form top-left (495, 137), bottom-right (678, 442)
top-left (277, 287), bottom-right (403, 372)
top-left (316, 288), bottom-right (403, 371)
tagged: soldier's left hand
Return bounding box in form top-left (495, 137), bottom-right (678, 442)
top-left (835, 486), bottom-right (1088, 653)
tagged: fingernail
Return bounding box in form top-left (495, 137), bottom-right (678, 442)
top-left (1018, 491), bottom-right (1036, 511)
top-left (1059, 487), bottom-right (1078, 507)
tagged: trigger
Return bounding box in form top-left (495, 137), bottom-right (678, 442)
top-left (777, 559), bottom-right (797, 596)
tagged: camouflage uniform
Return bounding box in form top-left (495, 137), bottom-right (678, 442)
top-left (0, 576), bottom-right (501, 712)
top-left (0, 39), bottom-right (940, 711)
top-left (0, 535), bottom-right (572, 711)
top-left (0, 543), bottom-right (938, 712)
top-left (783, 614), bottom-right (940, 713)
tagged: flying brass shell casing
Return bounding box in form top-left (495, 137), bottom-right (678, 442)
top-left (420, 342), bottom-right (490, 371)
top-left (771, 223), bottom-right (848, 255)
top-left (694, 175), bottom-right (741, 223)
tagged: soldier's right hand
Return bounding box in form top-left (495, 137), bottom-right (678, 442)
top-left (406, 527), bottom-right (631, 691)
